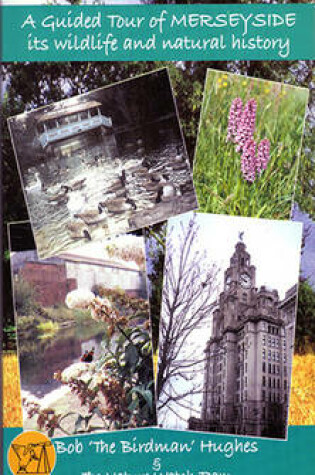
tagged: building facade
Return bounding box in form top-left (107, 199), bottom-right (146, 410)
top-left (12, 250), bottom-right (147, 308)
top-left (189, 238), bottom-right (296, 438)
top-left (36, 101), bottom-right (117, 159)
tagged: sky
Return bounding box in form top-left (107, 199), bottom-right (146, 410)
top-left (158, 211), bottom-right (303, 430)
top-left (168, 211), bottom-right (303, 300)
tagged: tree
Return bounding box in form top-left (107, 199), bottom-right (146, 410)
top-left (156, 214), bottom-right (219, 423)
top-left (144, 223), bottom-right (167, 351)
top-left (2, 59), bottom-right (314, 341)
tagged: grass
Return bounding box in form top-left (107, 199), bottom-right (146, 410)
top-left (2, 349), bottom-right (315, 428)
top-left (17, 305), bottom-right (92, 332)
top-left (3, 352), bottom-right (23, 428)
top-left (193, 70), bottom-right (309, 219)
top-left (289, 352), bottom-right (315, 425)
top-left (37, 320), bottom-right (59, 335)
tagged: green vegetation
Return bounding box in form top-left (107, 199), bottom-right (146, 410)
top-left (2, 60), bottom-right (314, 346)
top-left (37, 320), bottom-right (59, 336)
top-left (193, 70), bottom-right (309, 219)
top-left (295, 280), bottom-right (315, 354)
top-left (17, 301), bottom-right (92, 333)
top-left (14, 278), bottom-right (38, 316)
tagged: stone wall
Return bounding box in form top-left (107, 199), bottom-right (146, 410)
top-left (20, 261), bottom-right (77, 307)
top-left (65, 260), bottom-right (147, 298)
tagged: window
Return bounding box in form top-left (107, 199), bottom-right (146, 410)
top-left (268, 350), bottom-right (271, 361)
top-left (268, 363), bottom-right (271, 373)
top-left (262, 362), bottom-right (266, 372)
top-left (262, 376), bottom-right (266, 387)
top-left (262, 390), bottom-right (265, 401)
top-left (262, 348), bottom-right (266, 360)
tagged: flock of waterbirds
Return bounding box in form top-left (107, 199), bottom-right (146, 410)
top-left (25, 144), bottom-right (190, 242)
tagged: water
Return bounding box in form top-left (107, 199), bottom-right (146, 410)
top-left (19, 324), bottom-right (104, 400)
top-left (24, 140), bottom-right (197, 259)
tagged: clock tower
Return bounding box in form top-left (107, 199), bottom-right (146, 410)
top-left (223, 237), bottom-right (256, 306)
top-left (189, 234), bottom-right (293, 439)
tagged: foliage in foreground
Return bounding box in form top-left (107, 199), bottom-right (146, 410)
top-left (23, 291), bottom-right (155, 436)
top-left (194, 70), bottom-right (309, 219)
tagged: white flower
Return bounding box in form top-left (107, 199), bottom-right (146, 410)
top-left (79, 373), bottom-right (93, 385)
top-left (61, 362), bottom-right (88, 382)
top-left (65, 289), bottom-right (95, 309)
top-left (88, 373), bottom-right (103, 390)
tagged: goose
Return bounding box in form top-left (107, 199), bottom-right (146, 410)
top-left (150, 172), bottom-right (164, 182)
top-left (142, 182), bottom-right (163, 192)
top-left (48, 192), bottom-right (69, 204)
top-left (25, 172), bottom-right (42, 194)
top-left (106, 181), bottom-right (125, 194)
top-left (69, 178), bottom-right (86, 191)
top-left (103, 198), bottom-right (136, 214)
top-left (67, 221), bottom-right (91, 241)
top-left (74, 203), bottom-right (107, 225)
top-left (156, 184), bottom-right (177, 203)
top-left (175, 146), bottom-right (184, 162)
top-left (48, 185), bottom-right (71, 202)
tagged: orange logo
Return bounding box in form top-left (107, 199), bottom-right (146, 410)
top-left (8, 431), bottom-right (56, 475)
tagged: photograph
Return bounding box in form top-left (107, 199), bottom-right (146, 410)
top-left (7, 68), bottom-right (197, 259)
top-left (8, 221), bottom-right (156, 437)
top-left (193, 69), bottom-right (309, 219)
top-left (157, 212), bottom-right (303, 439)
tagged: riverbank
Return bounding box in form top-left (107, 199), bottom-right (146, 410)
top-left (17, 305), bottom-right (93, 335)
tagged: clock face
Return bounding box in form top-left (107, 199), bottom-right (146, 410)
top-left (240, 273), bottom-right (251, 288)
